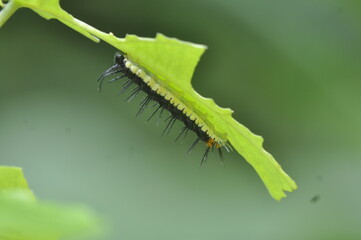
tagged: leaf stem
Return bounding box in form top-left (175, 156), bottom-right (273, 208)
top-left (0, 1), bottom-right (19, 27)
top-left (69, 17), bottom-right (124, 48)
top-left (0, 0), bottom-right (121, 45)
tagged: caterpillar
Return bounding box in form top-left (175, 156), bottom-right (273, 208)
top-left (98, 52), bottom-right (231, 164)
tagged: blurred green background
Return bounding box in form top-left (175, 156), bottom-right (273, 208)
top-left (1, 0), bottom-right (361, 239)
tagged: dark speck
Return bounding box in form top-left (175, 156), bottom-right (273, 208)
top-left (336, 7), bottom-right (343, 14)
top-left (310, 195), bottom-right (320, 203)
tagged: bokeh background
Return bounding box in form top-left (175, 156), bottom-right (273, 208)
top-left (1, 0), bottom-right (361, 239)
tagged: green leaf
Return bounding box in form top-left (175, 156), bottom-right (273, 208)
top-left (0, 166), bottom-right (29, 190)
top-left (0, 0), bottom-right (297, 200)
top-left (0, 167), bottom-right (103, 239)
top-left (105, 35), bottom-right (297, 200)
top-left (0, 166), bottom-right (35, 201)
top-left (226, 120), bottom-right (297, 200)
top-left (0, 190), bottom-right (102, 240)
